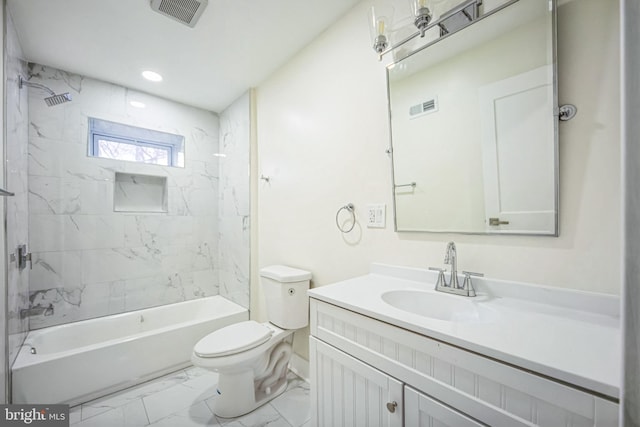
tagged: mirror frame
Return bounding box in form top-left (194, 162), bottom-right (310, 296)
top-left (386, 0), bottom-right (559, 236)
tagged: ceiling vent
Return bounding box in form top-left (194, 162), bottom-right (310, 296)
top-left (150, 0), bottom-right (208, 28)
top-left (409, 97), bottom-right (439, 119)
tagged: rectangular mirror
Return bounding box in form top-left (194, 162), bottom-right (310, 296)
top-left (387, 0), bottom-right (558, 235)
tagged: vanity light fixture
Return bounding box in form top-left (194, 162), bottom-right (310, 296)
top-left (370, 0), bottom-right (482, 59)
top-left (142, 70), bottom-right (163, 82)
top-left (368, 4), bottom-right (394, 54)
top-left (410, 0), bottom-right (432, 37)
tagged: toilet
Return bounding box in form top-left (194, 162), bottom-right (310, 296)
top-left (191, 265), bottom-right (311, 418)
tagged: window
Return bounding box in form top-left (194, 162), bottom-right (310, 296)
top-left (88, 118), bottom-right (185, 167)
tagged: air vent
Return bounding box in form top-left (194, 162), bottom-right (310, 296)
top-left (150, 0), bottom-right (208, 28)
top-left (409, 97), bottom-right (439, 119)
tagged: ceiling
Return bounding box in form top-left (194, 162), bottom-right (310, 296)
top-left (7, 0), bottom-right (360, 113)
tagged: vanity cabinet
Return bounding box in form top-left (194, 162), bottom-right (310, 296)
top-left (405, 386), bottom-right (485, 427)
top-left (309, 299), bottom-right (619, 427)
top-left (310, 337), bottom-right (403, 426)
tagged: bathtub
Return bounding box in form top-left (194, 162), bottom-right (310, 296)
top-left (11, 295), bottom-right (248, 406)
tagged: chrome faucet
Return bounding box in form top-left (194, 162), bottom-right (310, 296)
top-left (444, 241), bottom-right (459, 289)
top-left (429, 241), bottom-right (483, 297)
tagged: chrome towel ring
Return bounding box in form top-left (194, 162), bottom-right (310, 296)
top-left (336, 203), bottom-right (356, 233)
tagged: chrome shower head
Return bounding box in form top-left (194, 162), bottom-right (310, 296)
top-left (18, 75), bottom-right (72, 107)
top-left (44, 93), bottom-right (72, 107)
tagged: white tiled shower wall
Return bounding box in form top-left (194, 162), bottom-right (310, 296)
top-left (25, 64), bottom-right (250, 329)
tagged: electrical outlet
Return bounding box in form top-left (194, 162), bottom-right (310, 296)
top-left (366, 204), bottom-right (386, 228)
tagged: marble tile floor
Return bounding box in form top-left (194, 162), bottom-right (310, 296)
top-left (69, 367), bottom-right (311, 427)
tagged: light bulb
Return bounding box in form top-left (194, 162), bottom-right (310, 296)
top-left (368, 4), bottom-right (393, 54)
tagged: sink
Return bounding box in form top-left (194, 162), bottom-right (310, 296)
top-left (381, 289), bottom-right (497, 322)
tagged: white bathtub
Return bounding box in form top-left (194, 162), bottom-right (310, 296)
top-left (11, 295), bottom-right (248, 406)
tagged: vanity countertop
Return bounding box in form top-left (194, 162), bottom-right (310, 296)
top-left (308, 263), bottom-right (620, 400)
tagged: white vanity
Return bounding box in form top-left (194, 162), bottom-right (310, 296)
top-left (308, 264), bottom-right (620, 427)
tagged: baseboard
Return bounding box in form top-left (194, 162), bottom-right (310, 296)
top-left (288, 353), bottom-right (309, 382)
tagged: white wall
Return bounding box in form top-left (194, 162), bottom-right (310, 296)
top-left (255, 0), bottom-right (620, 361)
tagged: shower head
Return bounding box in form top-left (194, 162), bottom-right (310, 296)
top-left (44, 93), bottom-right (73, 107)
top-left (18, 75), bottom-right (72, 107)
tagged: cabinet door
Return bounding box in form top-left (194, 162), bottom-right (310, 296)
top-left (310, 337), bottom-right (403, 427)
top-left (405, 386), bottom-right (485, 427)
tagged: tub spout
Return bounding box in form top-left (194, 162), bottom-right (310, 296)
top-left (20, 303), bottom-right (54, 319)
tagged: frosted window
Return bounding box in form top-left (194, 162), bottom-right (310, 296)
top-left (88, 118), bottom-right (185, 167)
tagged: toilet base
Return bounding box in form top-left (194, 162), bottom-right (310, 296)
top-left (213, 365), bottom-right (289, 418)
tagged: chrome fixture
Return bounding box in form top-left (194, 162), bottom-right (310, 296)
top-left (429, 242), bottom-right (483, 297)
top-left (558, 104), bottom-right (578, 121)
top-left (20, 304), bottom-right (54, 319)
top-left (394, 182), bottom-right (416, 189)
top-left (368, 4), bottom-right (394, 54)
top-left (444, 241), bottom-right (459, 289)
top-left (0, 188), bottom-right (14, 197)
top-left (369, 0), bottom-right (482, 58)
top-left (336, 203), bottom-right (356, 233)
top-left (410, 0), bottom-right (432, 37)
top-left (488, 217), bottom-right (509, 226)
top-left (436, 0), bottom-right (480, 36)
top-left (10, 244), bottom-right (32, 271)
top-left (19, 75), bottom-right (72, 107)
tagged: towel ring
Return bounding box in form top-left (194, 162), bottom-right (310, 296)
top-left (336, 203), bottom-right (356, 233)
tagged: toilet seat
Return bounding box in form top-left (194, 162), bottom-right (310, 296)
top-left (194, 321), bottom-right (274, 358)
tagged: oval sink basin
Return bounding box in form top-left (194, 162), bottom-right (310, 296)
top-left (381, 290), bottom-right (497, 322)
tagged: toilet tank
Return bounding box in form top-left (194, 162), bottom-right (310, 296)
top-left (260, 265), bottom-right (311, 329)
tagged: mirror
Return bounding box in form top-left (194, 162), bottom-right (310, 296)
top-left (387, 0), bottom-right (558, 235)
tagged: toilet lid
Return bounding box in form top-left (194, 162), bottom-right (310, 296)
top-left (194, 321), bottom-right (274, 358)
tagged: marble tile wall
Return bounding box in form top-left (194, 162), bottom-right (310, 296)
top-left (218, 92), bottom-right (250, 309)
top-left (26, 64), bottom-right (224, 328)
top-left (5, 11), bottom-right (30, 369)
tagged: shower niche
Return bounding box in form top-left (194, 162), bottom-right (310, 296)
top-left (113, 172), bottom-right (168, 213)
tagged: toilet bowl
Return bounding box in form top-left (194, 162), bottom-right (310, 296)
top-left (191, 265), bottom-right (311, 418)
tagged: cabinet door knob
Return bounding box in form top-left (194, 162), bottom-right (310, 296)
top-left (386, 401), bottom-right (397, 413)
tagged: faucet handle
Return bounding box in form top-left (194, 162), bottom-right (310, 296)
top-left (461, 271), bottom-right (483, 297)
top-left (428, 267), bottom-right (447, 289)
top-left (462, 271), bottom-right (483, 278)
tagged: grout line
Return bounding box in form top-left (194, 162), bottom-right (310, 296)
top-left (267, 403), bottom-right (294, 427)
top-left (141, 396), bottom-right (152, 426)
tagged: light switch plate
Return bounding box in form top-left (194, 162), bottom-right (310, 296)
top-left (366, 204), bottom-right (386, 228)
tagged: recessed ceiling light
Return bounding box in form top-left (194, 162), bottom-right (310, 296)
top-left (130, 101), bottom-right (146, 108)
top-left (142, 70), bottom-right (163, 82)
top-left (212, 153), bottom-right (227, 158)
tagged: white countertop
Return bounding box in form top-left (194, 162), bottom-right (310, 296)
top-left (308, 263), bottom-right (620, 399)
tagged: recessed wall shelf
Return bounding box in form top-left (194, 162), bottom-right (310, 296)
top-left (114, 172), bottom-right (168, 213)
